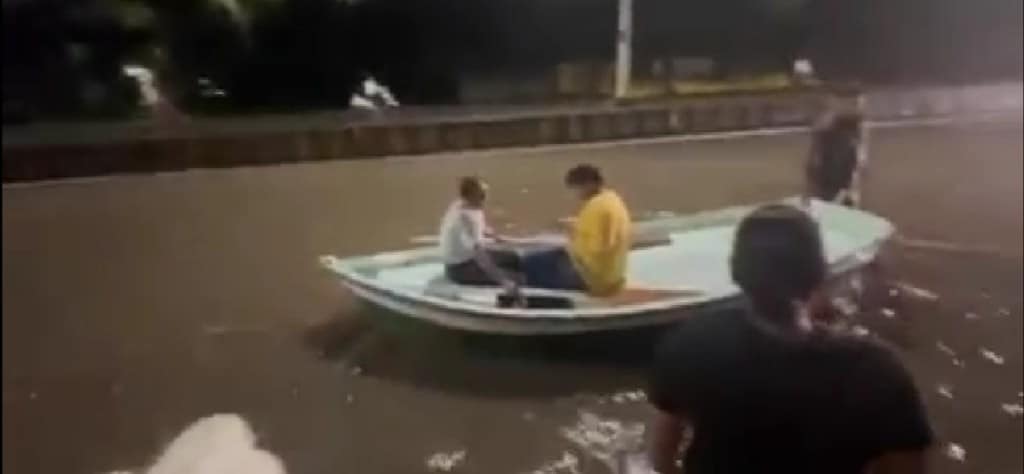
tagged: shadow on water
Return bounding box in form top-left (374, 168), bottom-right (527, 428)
top-left (303, 302), bottom-right (670, 399)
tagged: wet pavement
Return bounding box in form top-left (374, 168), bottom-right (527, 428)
top-left (3, 117), bottom-right (1021, 473)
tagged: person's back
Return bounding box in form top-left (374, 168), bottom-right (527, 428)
top-left (805, 88), bottom-right (868, 207)
top-left (651, 310), bottom-right (932, 473)
top-left (569, 187), bottom-right (631, 295)
top-left (811, 114), bottom-right (862, 200)
top-left (521, 164), bottom-right (631, 295)
top-left (648, 204), bottom-right (932, 474)
top-left (439, 199), bottom-right (483, 266)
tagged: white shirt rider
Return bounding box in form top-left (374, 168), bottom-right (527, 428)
top-left (439, 199), bottom-right (487, 265)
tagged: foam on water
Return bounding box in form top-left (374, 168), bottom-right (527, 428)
top-left (560, 411), bottom-right (646, 474)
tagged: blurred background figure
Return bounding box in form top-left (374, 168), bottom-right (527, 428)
top-left (349, 74), bottom-right (399, 111)
top-left (792, 58), bottom-right (817, 85)
top-left (122, 64), bottom-right (187, 125)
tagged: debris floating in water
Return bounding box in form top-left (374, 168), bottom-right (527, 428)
top-left (527, 451), bottom-right (580, 474)
top-left (996, 308), bottom-right (1011, 317)
top-left (936, 341), bottom-right (957, 357)
top-left (936, 384), bottom-right (954, 399)
top-left (349, 366), bottom-right (363, 376)
top-left (426, 450), bottom-right (467, 472)
top-left (881, 308), bottom-right (896, 319)
top-left (1001, 403), bottom-right (1024, 417)
top-left (888, 288), bottom-right (900, 297)
top-left (964, 312), bottom-right (979, 321)
top-left (979, 348), bottom-right (1005, 365)
top-left (522, 411), bottom-right (536, 422)
top-left (895, 282), bottom-right (939, 301)
top-left (345, 394), bottom-right (355, 404)
top-left (851, 325), bottom-right (870, 337)
top-left (945, 443), bottom-right (967, 463)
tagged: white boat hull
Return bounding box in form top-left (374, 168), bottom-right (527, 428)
top-left (320, 198), bottom-right (893, 335)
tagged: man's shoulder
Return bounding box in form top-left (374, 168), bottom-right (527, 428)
top-left (816, 331), bottom-right (912, 379)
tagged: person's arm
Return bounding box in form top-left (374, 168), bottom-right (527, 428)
top-left (647, 324), bottom-right (707, 474)
top-left (859, 346), bottom-right (935, 474)
top-left (650, 410), bottom-right (686, 474)
top-left (867, 449), bottom-right (928, 474)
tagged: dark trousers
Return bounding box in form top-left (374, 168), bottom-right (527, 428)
top-left (521, 248), bottom-right (586, 291)
top-left (445, 249), bottom-right (521, 286)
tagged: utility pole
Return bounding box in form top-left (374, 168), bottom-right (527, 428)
top-left (613, 0), bottom-right (633, 100)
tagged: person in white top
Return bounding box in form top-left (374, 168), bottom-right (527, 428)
top-left (439, 177), bottom-right (522, 294)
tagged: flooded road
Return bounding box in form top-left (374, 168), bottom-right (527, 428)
top-left (3, 118), bottom-right (1021, 474)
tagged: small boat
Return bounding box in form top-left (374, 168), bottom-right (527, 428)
top-left (319, 198), bottom-right (894, 335)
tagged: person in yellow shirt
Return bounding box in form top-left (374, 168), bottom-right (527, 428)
top-left (521, 164), bottom-right (632, 296)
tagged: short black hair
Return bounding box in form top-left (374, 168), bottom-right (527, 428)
top-left (565, 164), bottom-right (604, 187)
top-left (458, 176), bottom-right (487, 200)
top-left (730, 204), bottom-right (827, 322)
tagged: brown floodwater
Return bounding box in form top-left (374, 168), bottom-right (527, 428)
top-left (3, 117), bottom-right (1022, 474)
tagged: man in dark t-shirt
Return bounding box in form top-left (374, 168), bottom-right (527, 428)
top-left (804, 89), bottom-right (868, 208)
top-left (648, 205), bottom-right (932, 474)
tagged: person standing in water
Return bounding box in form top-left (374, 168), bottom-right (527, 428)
top-left (521, 164), bottom-right (632, 296)
top-left (439, 176), bottom-right (521, 295)
top-left (648, 204), bottom-right (933, 474)
top-left (804, 87), bottom-right (868, 208)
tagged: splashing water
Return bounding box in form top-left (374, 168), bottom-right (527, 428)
top-left (936, 341), bottom-right (957, 357)
top-left (979, 348), bottom-right (1006, 365)
top-left (526, 452), bottom-right (581, 474)
top-left (850, 325), bottom-right (870, 337)
top-left (937, 384), bottom-right (955, 400)
top-left (895, 281), bottom-right (939, 301)
top-left (1001, 403), bottom-right (1024, 417)
top-left (426, 450), bottom-right (467, 472)
top-left (609, 390), bottom-right (647, 404)
top-left (560, 411), bottom-right (646, 473)
top-left (945, 443), bottom-right (967, 463)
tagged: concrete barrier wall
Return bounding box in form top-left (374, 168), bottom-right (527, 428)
top-left (3, 83), bottom-right (1020, 182)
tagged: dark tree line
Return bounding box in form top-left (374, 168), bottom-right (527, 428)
top-left (3, 0), bottom-right (1021, 122)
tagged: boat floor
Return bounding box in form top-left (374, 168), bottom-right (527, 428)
top-left (375, 225), bottom-right (860, 310)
